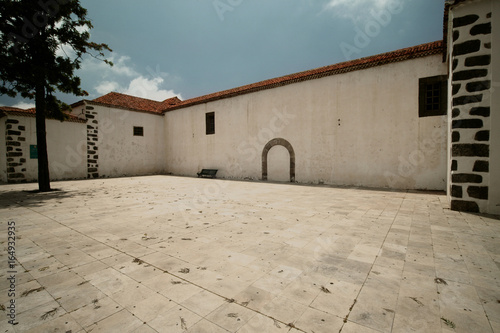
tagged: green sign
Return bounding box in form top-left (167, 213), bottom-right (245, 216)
top-left (30, 145), bottom-right (38, 159)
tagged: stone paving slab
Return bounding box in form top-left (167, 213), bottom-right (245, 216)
top-left (0, 175), bottom-right (499, 332)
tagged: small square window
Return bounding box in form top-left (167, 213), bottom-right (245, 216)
top-left (133, 126), bottom-right (144, 136)
top-left (419, 75), bottom-right (447, 117)
top-left (206, 112), bottom-right (215, 135)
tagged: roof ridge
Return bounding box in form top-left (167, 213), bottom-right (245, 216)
top-left (162, 40), bottom-right (444, 113)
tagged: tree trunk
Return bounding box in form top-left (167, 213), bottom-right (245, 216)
top-left (35, 83), bottom-right (51, 192)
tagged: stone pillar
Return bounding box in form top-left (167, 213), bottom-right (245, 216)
top-left (5, 118), bottom-right (27, 183)
top-left (449, 1), bottom-right (492, 212)
top-left (85, 106), bottom-right (99, 179)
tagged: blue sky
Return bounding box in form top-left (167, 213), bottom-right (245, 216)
top-left (1, 0), bottom-right (445, 108)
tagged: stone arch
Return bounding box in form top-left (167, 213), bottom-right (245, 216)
top-left (262, 138), bottom-right (295, 182)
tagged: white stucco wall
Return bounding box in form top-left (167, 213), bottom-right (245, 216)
top-left (3, 116), bottom-right (87, 182)
top-left (164, 54), bottom-right (448, 190)
top-left (86, 105), bottom-right (166, 178)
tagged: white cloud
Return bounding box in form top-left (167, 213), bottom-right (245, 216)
top-left (80, 52), bottom-right (182, 101)
top-left (323, 0), bottom-right (395, 21)
top-left (95, 81), bottom-right (122, 95)
top-left (11, 101), bottom-right (35, 109)
top-left (123, 77), bottom-right (181, 101)
top-left (95, 76), bottom-right (182, 101)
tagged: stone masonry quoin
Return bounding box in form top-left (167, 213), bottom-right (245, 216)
top-left (450, 10), bottom-right (492, 212)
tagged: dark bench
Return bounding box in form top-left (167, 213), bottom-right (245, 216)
top-left (197, 169), bottom-right (218, 179)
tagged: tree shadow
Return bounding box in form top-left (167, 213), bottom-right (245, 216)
top-left (0, 188), bottom-right (83, 208)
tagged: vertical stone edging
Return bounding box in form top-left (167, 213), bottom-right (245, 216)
top-left (449, 10), bottom-right (492, 213)
top-left (5, 118), bottom-right (27, 183)
top-left (85, 106), bottom-right (99, 179)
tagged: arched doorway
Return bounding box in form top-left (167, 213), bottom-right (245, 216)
top-left (262, 138), bottom-right (295, 182)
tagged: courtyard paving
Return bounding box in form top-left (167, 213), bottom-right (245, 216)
top-left (0, 175), bottom-right (499, 333)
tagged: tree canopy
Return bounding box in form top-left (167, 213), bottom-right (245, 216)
top-left (0, 0), bottom-right (112, 191)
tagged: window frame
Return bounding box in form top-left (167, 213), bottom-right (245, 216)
top-left (206, 112), bottom-right (215, 135)
top-left (419, 75), bottom-right (448, 117)
top-left (133, 126), bottom-right (144, 136)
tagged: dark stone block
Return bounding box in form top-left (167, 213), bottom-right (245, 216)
top-left (473, 160), bottom-right (488, 172)
top-left (466, 81), bottom-right (490, 92)
top-left (88, 168), bottom-right (98, 173)
top-left (88, 142), bottom-right (95, 146)
top-left (7, 167), bottom-right (15, 173)
top-left (20, 158), bottom-right (26, 163)
top-left (6, 119), bottom-right (19, 124)
top-left (452, 144), bottom-right (489, 157)
top-left (470, 107), bottom-right (490, 117)
top-left (486, 12), bottom-right (491, 18)
top-left (87, 150), bottom-right (96, 155)
top-left (453, 69), bottom-right (488, 81)
top-left (452, 119), bottom-right (483, 128)
top-left (6, 147), bottom-right (13, 152)
top-left (453, 40), bottom-right (481, 57)
top-left (8, 163), bottom-right (20, 167)
top-left (453, 14), bottom-right (479, 28)
top-left (468, 186), bottom-right (488, 200)
top-left (18, 125), bottom-right (25, 131)
top-left (452, 59), bottom-right (459, 70)
top-left (92, 173), bottom-right (99, 178)
top-left (87, 133), bottom-right (97, 137)
top-left (86, 106), bottom-right (95, 110)
top-left (15, 148), bottom-right (22, 152)
top-left (86, 114), bottom-right (95, 119)
top-left (451, 185), bottom-right (463, 198)
top-left (87, 125), bottom-right (94, 129)
top-left (451, 160), bottom-right (458, 171)
top-left (7, 152), bottom-right (23, 157)
top-left (7, 173), bottom-right (25, 179)
top-left (465, 55), bottom-right (491, 67)
top-left (452, 108), bottom-right (460, 118)
top-left (6, 141), bottom-right (21, 147)
top-left (21, 168), bottom-right (26, 172)
top-left (92, 120), bottom-right (98, 124)
top-left (453, 94), bottom-right (482, 106)
top-left (7, 158), bottom-right (13, 162)
top-left (485, 42), bottom-right (491, 49)
top-left (452, 131), bottom-right (460, 142)
top-left (6, 124), bottom-right (12, 129)
top-left (474, 130), bottom-right (489, 141)
top-left (7, 130), bottom-right (21, 136)
top-left (451, 200), bottom-right (479, 212)
top-left (6, 136), bottom-right (12, 140)
top-left (94, 155), bottom-right (98, 159)
top-left (453, 30), bottom-right (459, 41)
top-left (470, 22), bottom-right (491, 35)
top-left (88, 159), bottom-right (97, 164)
top-left (452, 173), bottom-right (483, 183)
top-left (18, 137), bottom-right (25, 141)
top-left (92, 138), bottom-right (98, 141)
top-left (452, 84), bottom-right (461, 95)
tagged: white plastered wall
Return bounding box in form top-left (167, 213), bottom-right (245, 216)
top-left (164, 54), bottom-right (448, 190)
top-left (89, 105), bottom-right (166, 178)
top-left (6, 116), bottom-right (88, 182)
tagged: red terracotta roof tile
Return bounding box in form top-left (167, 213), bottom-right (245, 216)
top-left (89, 92), bottom-right (181, 114)
top-left (162, 40), bottom-right (444, 112)
top-left (0, 106), bottom-right (85, 123)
